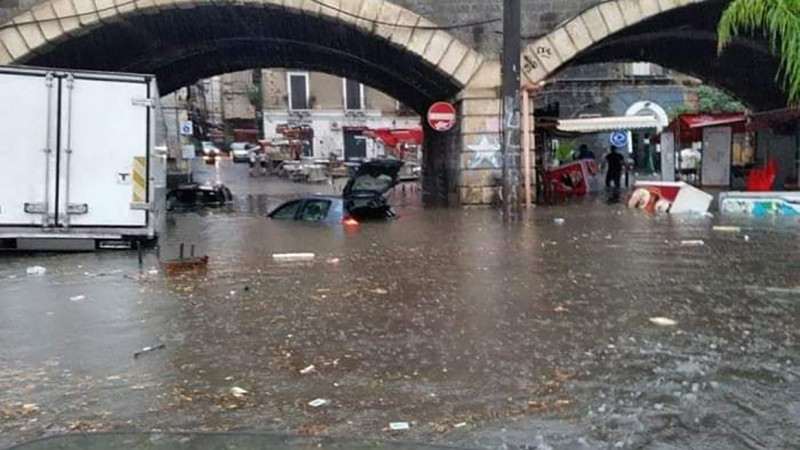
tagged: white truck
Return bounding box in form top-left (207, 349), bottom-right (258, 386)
top-left (0, 66), bottom-right (166, 251)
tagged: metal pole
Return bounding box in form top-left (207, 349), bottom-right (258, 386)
top-left (522, 88), bottom-right (531, 209)
top-left (502, 0), bottom-right (522, 221)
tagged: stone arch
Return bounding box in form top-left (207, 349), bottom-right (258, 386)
top-left (522, 0), bottom-right (702, 84)
top-left (0, 0), bottom-right (484, 112)
top-left (521, 0), bottom-right (787, 110)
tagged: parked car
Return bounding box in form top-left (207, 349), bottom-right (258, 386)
top-left (166, 183), bottom-right (233, 211)
top-left (201, 141), bottom-right (221, 156)
top-left (269, 159), bottom-right (403, 223)
top-left (230, 142), bottom-right (254, 163)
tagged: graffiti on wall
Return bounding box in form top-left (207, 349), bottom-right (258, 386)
top-left (467, 135), bottom-right (501, 169)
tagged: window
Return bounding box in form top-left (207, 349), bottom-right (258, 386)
top-left (344, 78), bottom-right (364, 111)
top-left (271, 200), bottom-right (301, 220)
top-left (298, 200), bottom-right (332, 221)
top-left (288, 72), bottom-right (309, 110)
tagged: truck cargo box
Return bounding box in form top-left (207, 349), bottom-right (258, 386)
top-left (0, 66), bottom-right (165, 250)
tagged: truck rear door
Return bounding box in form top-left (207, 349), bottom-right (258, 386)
top-left (0, 70), bottom-right (57, 226)
top-left (56, 75), bottom-right (150, 227)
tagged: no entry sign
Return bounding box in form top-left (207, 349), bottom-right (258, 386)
top-left (427, 102), bottom-right (457, 132)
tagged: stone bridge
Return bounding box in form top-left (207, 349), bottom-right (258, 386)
top-left (0, 0), bottom-right (784, 205)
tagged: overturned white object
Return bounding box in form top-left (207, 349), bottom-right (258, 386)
top-left (26, 266), bottom-right (46, 276)
top-left (631, 182), bottom-right (713, 215)
top-left (299, 365), bottom-right (316, 375)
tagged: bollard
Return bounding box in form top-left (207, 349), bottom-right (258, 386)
top-left (179, 243), bottom-right (184, 261)
top-left (137, 240), bottom-right (143, 265)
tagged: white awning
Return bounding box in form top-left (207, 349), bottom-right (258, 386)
top-left (557, 115), bottom-right (661, 133)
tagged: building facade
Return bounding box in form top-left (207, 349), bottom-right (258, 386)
top-left (259, 69), bottom-right (420, 160)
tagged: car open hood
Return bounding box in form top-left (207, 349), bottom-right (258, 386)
top-left (343, 160), bottom-right (404, 198)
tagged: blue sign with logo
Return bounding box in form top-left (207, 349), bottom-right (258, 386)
top-left (609, 131), bottom-right (628, 148)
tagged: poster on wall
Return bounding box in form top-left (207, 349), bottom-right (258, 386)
top-left (702, 126), bottom-right (732, 186)
top-left (660, 131), bottom-right (676, 182)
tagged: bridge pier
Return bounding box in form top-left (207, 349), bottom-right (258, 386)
top-left (423, 59), bottom-right (504, 207)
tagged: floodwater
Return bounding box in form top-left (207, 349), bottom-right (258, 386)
top-left (2, 159), bottom-right (800, 449)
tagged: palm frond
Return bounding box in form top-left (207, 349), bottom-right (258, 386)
top-left (718, 0), bottom-right (800, 103)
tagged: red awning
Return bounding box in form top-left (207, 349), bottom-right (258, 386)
top-left (668, 113), bottom-right (747, 143)
top-left (363, 128), bottom-right (423, 148)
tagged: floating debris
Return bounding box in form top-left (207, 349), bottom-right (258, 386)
top-left (69, 295), bottom-right (86, 302)
top-left (133, 343), bottom-right (166, 359)
top-left (299, 365), bottom-right (316, 375)
top-left (713, 226), bottom-right (741, 233)
top-left (389, 422), bottom-right (410, 431)
top-left (273, 253), bottom-right (315, 262)
top-left (680, 240), bottom-right (705, 247)
top-left (308, 398), bottom-right (329, 407)
top-left (649, 317), bottom-right (678, 326)
top-left (230, 387), bottom-right (248, 398)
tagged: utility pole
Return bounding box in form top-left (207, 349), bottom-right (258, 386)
top-left (501, 0), bottom-right (522, 221)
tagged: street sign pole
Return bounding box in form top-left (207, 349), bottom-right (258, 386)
top-left (502, 0), bottom-right (522, 221)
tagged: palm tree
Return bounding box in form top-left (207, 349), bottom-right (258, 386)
top-left (718, 0), bottom-right (800, 103)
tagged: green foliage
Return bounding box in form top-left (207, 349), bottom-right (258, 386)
top-left (718, 0), bottom-right (800, 102)
top-left (668, 86), bottom-right (746, 118)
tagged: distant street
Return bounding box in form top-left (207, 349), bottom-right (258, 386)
top-left (2, 159), bottom-right (800, 449)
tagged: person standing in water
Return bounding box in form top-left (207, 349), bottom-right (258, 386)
top-left (604, 146), bottom-right (624, 190)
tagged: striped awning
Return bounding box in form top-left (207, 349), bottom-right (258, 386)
top-left (557, 116), bottom-right (661, 133)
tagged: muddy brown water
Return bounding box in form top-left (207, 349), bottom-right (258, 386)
top-left (2, 160), bottom-right (799, 449)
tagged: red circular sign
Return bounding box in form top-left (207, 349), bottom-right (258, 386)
top-left (427, 102), bottom-right (457, 132)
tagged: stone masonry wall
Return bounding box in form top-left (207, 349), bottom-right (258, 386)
top-left (0, 0), bottom-right (601, 48)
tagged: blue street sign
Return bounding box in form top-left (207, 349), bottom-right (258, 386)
top-left (609, 131), bottom-right (628, 148)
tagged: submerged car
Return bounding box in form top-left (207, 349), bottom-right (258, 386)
top-left (166, 183), bottom-right (233, 211)
top-left (269, 159), bottom-right (403, 223)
